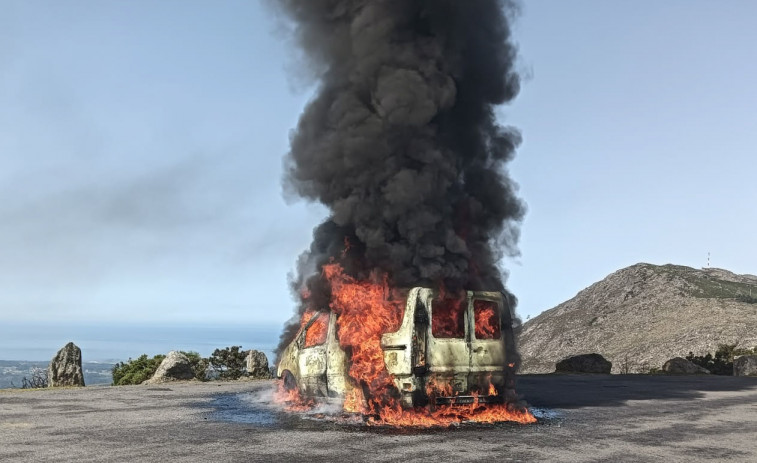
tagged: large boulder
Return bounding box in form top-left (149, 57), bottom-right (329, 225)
top-left (245, 350), bottom-right (271, 378)
top-left (555, 353), bottom-right (612, 374)
top-left (144, 351), bottom-right (195, 384)
top-left (733, 355), bottom-right (757, 377)
top-left (48, 342), bottom-right (85, 387)
top-left (662, 357), bottom-right (710, 375)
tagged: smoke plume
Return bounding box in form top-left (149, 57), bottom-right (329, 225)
top-left (275, 0), bottom-right (525, 356)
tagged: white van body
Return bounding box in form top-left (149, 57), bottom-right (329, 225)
top-left (277, 288), bottom-right (514, 408)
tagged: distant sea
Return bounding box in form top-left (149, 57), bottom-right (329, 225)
top-left (0, 360), bottom-right (115, 389)
top-left (0, 321), bottom-right (281, 388)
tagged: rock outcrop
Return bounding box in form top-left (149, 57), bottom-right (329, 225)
top-left (245, 350), bottom-right (271, 378)
top-left (48, 342), bottom-right (85, 387)
top-left (662, 357), bottom-right (710, 375)
top-left (144, 351), bottom-right (195, 384)
top-left (518, 263), bottom-right (757, 374)
top-left (555, 353), bottom-right (612, 374)
top-left (733, 355), bottom-right (757, 377)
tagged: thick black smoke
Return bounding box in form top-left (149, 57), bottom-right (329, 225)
top-left (275, 0), bottom-right (525, 357)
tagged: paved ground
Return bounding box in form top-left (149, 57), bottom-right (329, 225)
top-left (2, 374), bottom-right (757, 462)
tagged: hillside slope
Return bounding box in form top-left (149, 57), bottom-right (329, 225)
top-left (517, 263), bottom-right (757, 373)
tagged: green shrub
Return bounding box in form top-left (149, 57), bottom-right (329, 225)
top-left (112, 348), bottom-right (251, 385)
top-left (112, 351), bottom-right (212, 385)
top-left (183, 351), bottom-right (210, 381)
top-left (112, 354), bottom-right (166, 385)
top-left (208, 346), bottom-right (247, 380)
top-left (686, 343), bottom-right (757, 375)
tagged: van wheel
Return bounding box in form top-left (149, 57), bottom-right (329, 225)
top-left (281, 370), bottom-right (297, 392)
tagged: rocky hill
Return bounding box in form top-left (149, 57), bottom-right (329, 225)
top-left (517, 263), bottom-right (757, 374)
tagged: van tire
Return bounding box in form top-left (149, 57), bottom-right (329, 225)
top-left (281, 370), bottom-right (297, 392)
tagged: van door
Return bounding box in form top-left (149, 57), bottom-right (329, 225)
top-left (468, 292), bottom-right (507, 396)
top-left (426, 291), bottom-right (470, 395)
top-left (325, 313), bottom-right (350, 397)
top-left (297, 311), bottom-right (329, 396)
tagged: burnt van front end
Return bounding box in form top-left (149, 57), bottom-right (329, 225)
top-left (277, 311), bottom-right (352, 399)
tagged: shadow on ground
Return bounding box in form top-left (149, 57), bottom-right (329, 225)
top-left (517, 374), bottom-right (757, 409)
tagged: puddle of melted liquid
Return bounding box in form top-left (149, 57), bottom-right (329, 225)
top-left (528, 407), bottom-right (561, 420)
top-left (207, 393), bottom-right (279, 426)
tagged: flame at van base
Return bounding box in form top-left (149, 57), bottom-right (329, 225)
top-left (276, 262), bottom-right (535, 427)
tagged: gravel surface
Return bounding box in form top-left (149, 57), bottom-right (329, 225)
top-left (2, 375), bottom-right (756, 462)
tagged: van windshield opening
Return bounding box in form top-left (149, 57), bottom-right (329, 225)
top-left (473, 299), bottom-right (501, 340)
top-left (304, 312), bottom-right (329, 347)
top-left (432, 294), bottom-right (466, 338)
top-left (384, 288), bottom-right (408, 333)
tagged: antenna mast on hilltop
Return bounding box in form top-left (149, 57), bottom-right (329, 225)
top-left (707, 252), bottom-right (710, 269)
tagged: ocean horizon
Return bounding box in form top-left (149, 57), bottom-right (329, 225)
top-left (0, 321), bottom-right (281, 364)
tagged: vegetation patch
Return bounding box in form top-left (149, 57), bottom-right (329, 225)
top-left (649, 264), bottom-right (757, 301)
top-left (112, 354), bottom-right (167, 385)
top-left (686, 344), bottom-right (757, 375)
top-left (689, 279), bottom-right (757, 300)
top-left (208, 346), bottom-right (248, 380)
top-left (112, 347), bottom-right (256, 385)
top-left (12, 368), bottom-right (48, 389)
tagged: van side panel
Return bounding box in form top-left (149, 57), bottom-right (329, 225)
top-left (298, 343), bottom-right (327, 396)
top-left (277, 334), bottom-right (301, 380)
top-left (326, 313), bottom-right (350, 397)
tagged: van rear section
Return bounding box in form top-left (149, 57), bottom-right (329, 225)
top-left (277, 286), bottom-right (513, 409)
top-left (381, 288), bottom-right (512, 408)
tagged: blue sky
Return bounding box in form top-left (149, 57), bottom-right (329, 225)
top-left (1, 1), bottom-right (755, 329)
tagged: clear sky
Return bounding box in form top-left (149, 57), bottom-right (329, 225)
top-left (2, 0), bottom-right (755, 329)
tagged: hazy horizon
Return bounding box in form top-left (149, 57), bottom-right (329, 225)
top-left (0, 321), bottom-right (279, 362)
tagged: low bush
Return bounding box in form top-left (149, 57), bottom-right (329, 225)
top-left (208, 346), bottom-right (247, 380)
top-left (735, 294), bottom-right (757, 304)
top-left (183, 351), bottom-right (210, 381)
top-left (112, 354), bottom-right (166, 385)
top-left (112, 347), bottom-right (257, 384)
top-left (686, 343), bottom-right (757, 375)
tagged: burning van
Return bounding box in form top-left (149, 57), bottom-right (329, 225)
top-left (277, 287), bottom-right (515, 409)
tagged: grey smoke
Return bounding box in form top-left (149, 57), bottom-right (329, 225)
top-left (275, 1), bottom-right (525, 357)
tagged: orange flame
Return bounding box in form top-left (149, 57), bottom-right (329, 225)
top-left (315, 262), bottom-right (536, 426)
top-left (431, 291), bottom-right (466, 338)
top-left (323, 262), bottom-right (403, 418)
top-left (273, 380), bottom-right (315, 412)
top-left (473, 299), bottom-right (501, 339)
top-left (342, 387), bottom-right (366, 414)
top-left (302, 311), bottom-right (328, 348)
